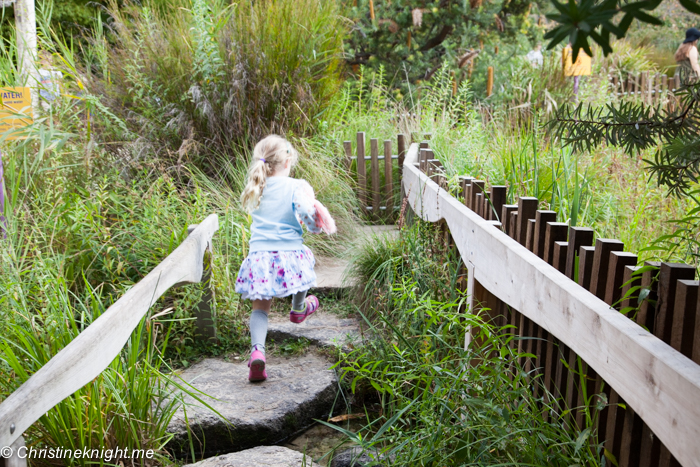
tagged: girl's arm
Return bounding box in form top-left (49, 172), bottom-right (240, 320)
top-left (292, 181), bottom-right (323, 234)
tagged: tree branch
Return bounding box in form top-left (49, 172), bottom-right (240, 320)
top-left (420, 25), bottom-right (453, 51)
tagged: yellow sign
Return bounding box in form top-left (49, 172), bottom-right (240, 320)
top-left (562, 46), bottom-right (592, 77)
top-left (0, 87), bottom-right (33, 140)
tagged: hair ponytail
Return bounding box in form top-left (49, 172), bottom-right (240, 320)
top-left (240, 159), bottom-right (271, 212)
top-left (240, 135), bottom-right (299, 212)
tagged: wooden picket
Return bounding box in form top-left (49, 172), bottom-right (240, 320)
top-left (343, 132), bottom-right (421, 220)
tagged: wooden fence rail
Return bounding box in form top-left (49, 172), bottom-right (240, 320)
top-left (401, 142), bottom-right (700, 467)
top-left (0, 215), bottom-right (219, 466)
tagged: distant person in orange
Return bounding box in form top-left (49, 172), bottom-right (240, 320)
top-left (674, 28), bottom-right (700, 83)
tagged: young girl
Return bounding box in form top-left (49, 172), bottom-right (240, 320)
top-left (236, 135), bottom-right (336, 382)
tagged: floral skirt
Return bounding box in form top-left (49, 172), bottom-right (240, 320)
top-left (235, 246), bottom-right (316, 301)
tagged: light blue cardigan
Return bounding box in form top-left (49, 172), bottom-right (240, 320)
top-left (248, 177), bottom-right (320, 252)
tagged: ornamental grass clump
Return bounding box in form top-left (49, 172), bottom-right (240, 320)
top-left (94, 0), bottom-right (345, 172)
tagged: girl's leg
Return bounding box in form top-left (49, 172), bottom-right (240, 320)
top-left (291, 291), bottom-right (307, 311)
top-left (289, 290), bottom-right (319, 323)
top-left (250, 299), bottom-right (272, 355)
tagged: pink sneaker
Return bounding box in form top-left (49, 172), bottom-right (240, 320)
top-left (290, 295), bottom-right (319, 324)
top-left (248, 346), bottom-right (267, 382)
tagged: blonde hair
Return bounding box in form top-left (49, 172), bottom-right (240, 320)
top-left (240, 135), bottom-right (299, 212)
top-left (675, 41), bottom-right (697, 62)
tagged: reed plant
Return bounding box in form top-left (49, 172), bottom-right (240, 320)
top-left (337, 221), bottom-right (602, 466)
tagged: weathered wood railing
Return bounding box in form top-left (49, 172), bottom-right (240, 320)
top-left (401, 143), bottom-right (700, 467)
top-left (0, 214), bottom-right (219, 466)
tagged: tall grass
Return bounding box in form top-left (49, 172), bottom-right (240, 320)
top-left (93, 0), bottom-right (345, 171)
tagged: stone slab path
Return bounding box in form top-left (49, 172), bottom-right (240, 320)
top-left (168, 355), bottom-right (338, 458)
top-left (183, 446), bottom-right (321, 467)
top-left (268, 311), bottom-right (364, 350)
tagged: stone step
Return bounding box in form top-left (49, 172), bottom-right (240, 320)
top-left (268, 311), bottom-right (364, 350)
top-left (183, 446), bottom-right (321, 467)
top-left (313, 224), bottom-right (398, 293)
top-left (167, 355), bottom-right (339, 459)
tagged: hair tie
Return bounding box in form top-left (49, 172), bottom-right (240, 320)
top-left (260, 158), bottom-right (266, 163)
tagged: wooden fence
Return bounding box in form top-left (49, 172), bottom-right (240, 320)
top-left (343, 132), bottom-right (408, 220)
top-left (401, 142), bottom-right (700, 467)
top-left (610, 72), bottom-right (683, 110)
top-left (0, 215), bottom-right (219, 467)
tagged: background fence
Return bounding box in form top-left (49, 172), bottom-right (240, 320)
top-left (609, 71), bottom-right (683, 110)
top-left (343, 132), bottom-right (408, 221)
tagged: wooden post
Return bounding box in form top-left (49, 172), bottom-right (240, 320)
top-left (342, 141), bottom-right (352, 170)
top-left (356, 132), bottom-right (367, 210)
top-left (509, 211), bottom-right (518, 240)
top-left (370, 138), bottom-right (380, 218)
top-left (578, 245), bottom-right (596, 290)
top-left (1, 435), bottom-right (27, 467)
top-left (620, 265), bottom-right (642, 311)
top-left (605, 251), bottom-right (638, 308)
top-left (0, 149), bottom-right (5, 237)
top-left (14, 0), bottom-right (39, 115)
top-left (369, 0), bottom-right (375, 22)
top-left (543, 222), bottom-right (568, 265)
top-left (590, 239), bottom-right (624, 299)
top-left (407, 30), bottom-right (411, 48)
top-left (501, 204), bottom-right (517, 234)
top-left (460, 176), bottom-right (474, 205)
top-left (475, 193), bottom-right (484, 217)
top-left (488, 186), bottom-right (507, 221)
top-left (188, 224), bottom-right (217, 341)
top-left (655, 74), bottom-right (661, 106)
top-left (670, 280), bottom-right (699, 359)
top-left (470, 180), bottom-right (485, 212)
top-left (422, 148), bottom-right (433, 173)
top-left (637, 261), bottom-right (661, 333)
top-left (451, 70), bottom-right (457, 96)
top-left (516, 197), bottom-right (538, 246)
top-left (655, 263), bottom-right (696, 344)
top-left (397, 134), bottom-right (406, 179)
top-left (525, 218), bottom-right (536, 251)
top-left (565, 227), bottom-right (594, 280)
top-left (553, 241), bottom-right (568, 273)
top-left (486, 66), bottom-right (494, 97)
top-left (383, 140), bottom-right (393, 220)
top-left (533, 210), bottom-right (557, 258)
